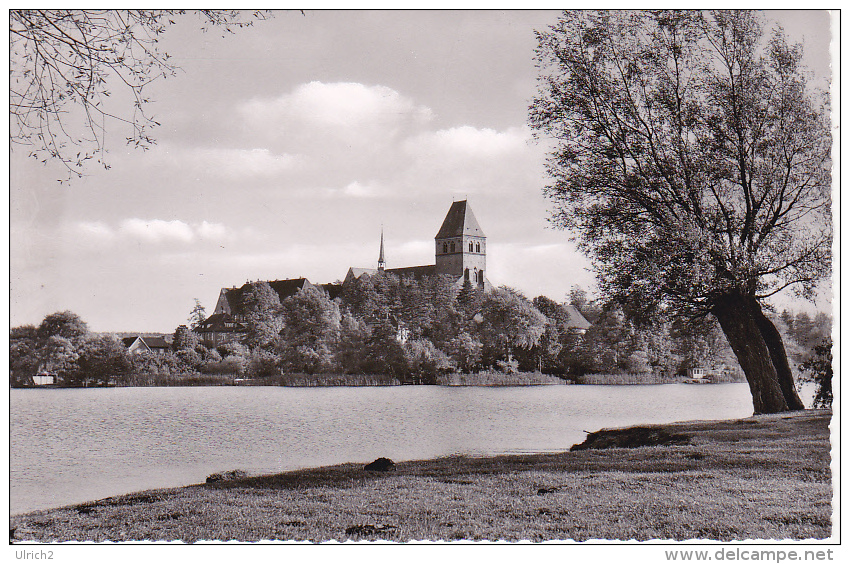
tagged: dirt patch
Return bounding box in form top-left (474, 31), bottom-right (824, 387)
top-left (571, 426), bottom-right (691, 451)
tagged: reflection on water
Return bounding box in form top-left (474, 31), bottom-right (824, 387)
top-left (10, 382), bottom-right (816, 514)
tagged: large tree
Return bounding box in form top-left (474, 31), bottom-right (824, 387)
top-left (480, 287), bottom-right (546, 365)
top-left (239, 282), bottom-right (284, 349)
top-left (530, 10), bottom-right (831, 413)
top-left (279, 286), bottom-right (341, 373)
top-left (10, 9), bottom-right (270, 179)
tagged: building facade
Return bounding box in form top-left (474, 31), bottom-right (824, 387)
top-left (345, 199), bottom-right (491, 290)
top-left (200, 200), bottom-right (494, 346)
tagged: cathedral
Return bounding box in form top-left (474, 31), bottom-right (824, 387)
top-left (196, 200), bottom-right (492, 347)
top-left (344, 199), bottom-right (492, 290)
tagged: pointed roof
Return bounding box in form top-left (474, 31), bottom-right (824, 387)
top-left (563, 305), bottom-right (591, 331)
top-left (378, 227), bottom-right (386, 268)
top-left (435, 200), bottom-right (485, 239)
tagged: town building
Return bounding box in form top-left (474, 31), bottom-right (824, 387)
top-left (122, 335), bottom-right (172, 355)
top-left (195, 199), bottom-right (588, 346)
top-left (344, 199), bottom-right (491, 290)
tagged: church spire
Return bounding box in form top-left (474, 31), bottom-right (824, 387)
top-left (378, 226), bottom-right (386, 271)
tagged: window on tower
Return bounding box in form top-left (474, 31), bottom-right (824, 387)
top-left (443, 242), bottom-right (448, 253)
top-left (469, 242), bottom-right (473, 252)
top-left (451, 242), bottom-right (455, 252)
top-left (476, 242), bottom-right (481, 252)
top-left (465, 268), bottom-right (470, 281)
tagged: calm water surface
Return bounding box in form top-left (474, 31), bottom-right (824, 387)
top-left (10, 383), bottom-right (815, 514)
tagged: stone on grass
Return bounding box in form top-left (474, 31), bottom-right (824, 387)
top-left (570, 426), bottom-right (691, 451)
top-left (345, 524), bottom-right (396, 536)
top-left (205, 469), bottom-right (249, 483)
top-left (364, 457), bottom-right (395, 471)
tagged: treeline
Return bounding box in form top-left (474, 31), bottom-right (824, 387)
top-left (228, 273), bottom-right (746, 382)
top-left (10, 272), bottom-right (830, 388)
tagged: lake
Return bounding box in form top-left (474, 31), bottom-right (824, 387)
top-left (9, 383), bottom-right (816, 514)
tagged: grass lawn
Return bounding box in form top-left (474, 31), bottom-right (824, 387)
top-left (10, 409), bottom-right (832, 542)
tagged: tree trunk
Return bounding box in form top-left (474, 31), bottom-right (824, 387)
top-left (711, 291), bottom-right (789, 414)
top-left (750, 301), bottom-right (806, 410)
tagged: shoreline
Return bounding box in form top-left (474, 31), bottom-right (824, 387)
top-left (10, 409), bottom-right (832, 542)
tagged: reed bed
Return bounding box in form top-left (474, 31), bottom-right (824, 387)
top-left (436, 371), bottom-right (565, 386)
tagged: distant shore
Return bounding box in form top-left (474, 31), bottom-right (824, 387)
top-left (12, 370), bottom-right (746, 388)
top-left (10, 409), bottom-right (831, 542)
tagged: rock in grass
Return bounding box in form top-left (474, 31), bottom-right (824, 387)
top-left (537, 486), bottom-right (560, 495)
top-left (345, 524), bottom-right (396, 536)
top-left (364, 457), bottom-right (395, 472)
top-left (205, 469), bottom-right (248, 483)
top-left (570, 426), bottom-right (691, 451)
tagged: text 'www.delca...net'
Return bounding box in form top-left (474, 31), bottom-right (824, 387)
top-left (665, 549), bottom-right (835, 562)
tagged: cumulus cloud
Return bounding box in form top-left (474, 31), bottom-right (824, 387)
top-left (405, 125), bottom-right (531, 159)
top-left (394, 125), bottom-right (545, 197)
top-left (196, 221), bottom-right (229, 240)
top-left (340, 180), bottom-right (383, 198)
top-left (239, 82), bottom-right (433, 140)
top-left (72, 219), bottom-right (231, 245)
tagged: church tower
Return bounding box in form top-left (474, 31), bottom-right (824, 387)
top-left (377, 227), bottom-right (386, 271)
top-left (435, 200), bottom-right (486, 287)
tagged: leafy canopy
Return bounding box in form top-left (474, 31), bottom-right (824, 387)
top-left (530, 10), bottom-right (831, 318)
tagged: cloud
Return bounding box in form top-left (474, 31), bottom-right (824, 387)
top-left (120, 219), bottom-right (196, 243)
top-left (196, 221), bottom-right (229, 240)
top-left (72, 219), bottom-right (232, 246)
top-left (241, 81), bottom-right (433, 127)
top-left (396, 125), bottom-right (545, 196)
top-left (238, 82), bottom-right (434, 151)
top-left (405, 125), bottom-right (531, 159)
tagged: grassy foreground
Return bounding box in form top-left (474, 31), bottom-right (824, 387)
top-left (10, 410), bottom-right (831, 542)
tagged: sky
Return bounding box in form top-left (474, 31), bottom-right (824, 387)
top-left (7, 9), bottom-right (837, 333)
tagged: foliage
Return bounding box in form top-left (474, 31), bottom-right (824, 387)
top-left (75, 335), bottom-right (133, 385)
top-left (446, 332), bottom-right (484, 373)
top-left (37, 310), bottom-right (89, 343)
top-left (172, 324), bottom-right (199, 351)
top-left (200, 356), bottom-right (245, 376)
top-left (217, 341), bottom-right (249, 359)
top-left (240, 281), bottom-right (284, 349)
top-left (529, 10), bottom-right (830, 412)
top-left (279, 286), bottom-right (340, 373)
top-left (42, 335), bottom-right (80, 382)
top-left (480, 287), bottom-right (546, 362)
top-left (10, 9), bottom-right (270, 179)
top-left (530, 10), bottom-right (831, 318)
top-left (801, 338), bottom-right (832, 408)
top-left (175, 348), bottom-right (203, 370)
top-left (361, 320), bottom-right (409, 379)
top-left (246, 348), bottom-right (278, 378)
top-left (188, 299), bottom-right (207, 330)
top-left (11, 290), bottom-right (797, 387)
top-left (9, 325), bottom-right (40, 385)
top-left (334, 314), bottom-right (370, 374)
top-left (404, 338), bottom-right (454, 384)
